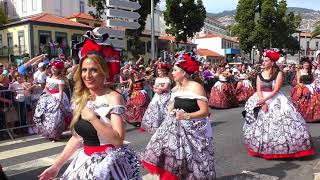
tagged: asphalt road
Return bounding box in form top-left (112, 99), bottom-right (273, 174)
top-left (1, 85), bottom-right (320, 180)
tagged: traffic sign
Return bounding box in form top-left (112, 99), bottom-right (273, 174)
top-left (104, 0), bottom-right (141, 49)
top-left (106, 9), bottom-right (141, 19)
top-left (106, 0), bottom-right (141, 10)
top-left (107, 19), bottom-right (141, 29)
top-left (108, 39), bottom-right (125, 49)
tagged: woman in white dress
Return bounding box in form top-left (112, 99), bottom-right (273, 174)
top-left (140, 63), bottom-right (171, 133)
top-left (142, 52), bottom-right (215, 179)
top-left (243, 49), bottom-right (315, 159)
top-left (34, 59), bottom-right (70, 141)
top-left (38, 53), bottom-right (140, 180)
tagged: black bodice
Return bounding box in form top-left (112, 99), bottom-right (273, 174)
top-left (300, 75), bottom-right (313, 85)
top-left (258, 70), bottom-right (280, 91)
top-left (74, 117), bottom-right (100, 146)
top-left (174, 97), bottom-right (200, 113)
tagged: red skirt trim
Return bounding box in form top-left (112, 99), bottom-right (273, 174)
top-left (142, 160), bottom-right (179, 180)
top-left (246, 147), bottom-right (315, 159)
top-left (48, 89), bottom-right (59, 94)
top-left (84, 144), bottom-right (114, 156)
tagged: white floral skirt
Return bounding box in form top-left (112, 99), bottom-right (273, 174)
top-left (243, 92), bottom-right (315, 159)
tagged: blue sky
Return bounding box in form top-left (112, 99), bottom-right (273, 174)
top-left (159, 0), bottom-right (320, 13)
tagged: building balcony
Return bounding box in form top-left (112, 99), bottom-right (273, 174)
top-left (0, 47), bottom-right (26, 57)
top-left (38, 44), bottom-right (71, 58)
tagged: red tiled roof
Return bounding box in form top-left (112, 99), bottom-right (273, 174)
top-left (28, 13), bottom-right (92, 28)
top-left (67, 13), bottom-right (99, 21)
top-left (159, 35), bottom-right (175, 41)
top-left (197, 49), bottom-right (224, 57)
top-left (197, 34), bottom-right (223, 39)
top-left (159, 35), bottom-right (196, 44)
top-left (197, 33), bottom-right (239, 43)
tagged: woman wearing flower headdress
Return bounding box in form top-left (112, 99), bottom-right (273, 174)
top-left (208, 62), bottom-right (238, 109)
top-left (140, 63), bottom-right (171, 133)
top-left (125, 66), bottom-right (151, 127)
top-left (291, 57), bottom-right (320, 122)
top-left (33, 58), bottom-right (70, 141)
top-left (243, 49), bottom-right (315, 159)
top-left (315, 63), bottom-right (320, 91)
top-left (235, 64), bottom-right (255, 103)
top-left (38, 27), bottom-right (140, 180)
top-left (142, 51), bottom-right (215, 179)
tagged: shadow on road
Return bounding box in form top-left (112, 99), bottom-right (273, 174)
top-left (217, 162), bottom-right (299, 180)
top-left (211, 121), bottom-right (227, 127)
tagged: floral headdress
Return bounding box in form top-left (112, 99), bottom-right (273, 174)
top-left (76, 27), bottom-right (122, 82)
top-left (174, 50), bottom-right (204, 74)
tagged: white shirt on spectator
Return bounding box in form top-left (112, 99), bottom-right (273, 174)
top-left (9, 82), bottom-right (25, 102)
top-left (34, 70), bottom-right (47, 84)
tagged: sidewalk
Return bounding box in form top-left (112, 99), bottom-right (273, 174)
top-left (314, 160), bottom-right (320, 180)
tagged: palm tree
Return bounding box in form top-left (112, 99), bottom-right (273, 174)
top-left (311, 21), bottom-right (320, 38)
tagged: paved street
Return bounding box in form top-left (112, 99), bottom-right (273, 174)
top-left (1, 86), bottom-right (320, 180)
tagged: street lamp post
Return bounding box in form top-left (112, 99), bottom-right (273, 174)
top-left (151, 0), bottom-right (155, 60)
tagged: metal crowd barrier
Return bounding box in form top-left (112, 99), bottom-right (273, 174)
top-left (0, 89), bottom-right (39, 140)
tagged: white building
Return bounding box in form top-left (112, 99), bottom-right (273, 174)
top-left (195, 34), bottom-right (241, 63)
top-left (285, 31), bottom-right (320, 64)
top-left (0, 0), bottom-right (161, 35)
top-left (0, 0), bottom-right (84, 20)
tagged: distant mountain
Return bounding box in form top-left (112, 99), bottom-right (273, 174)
top-left (208, 7), bottom-right (318, 18)
top-left (207, 10), bottom-right (236, 18)
top-left (207, 7), bottom-right (320, 30)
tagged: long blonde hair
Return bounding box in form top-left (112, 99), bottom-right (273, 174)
top-left (70, 54), bottom-right (109, 132)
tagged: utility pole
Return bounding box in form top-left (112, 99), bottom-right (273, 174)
top-left (151, 0), bottom-right (155, 60)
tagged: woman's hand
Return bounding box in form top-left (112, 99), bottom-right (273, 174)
top-left (262, 104), bottom-right (268, 113)
top-left (81, 107), bottom-right (97, 122)
top-left (257, 98), bottom-right (266, 105)
top-left (38, 165), bottom-right (60, 180)
top-left (176, 111), bottom-right (184, 120)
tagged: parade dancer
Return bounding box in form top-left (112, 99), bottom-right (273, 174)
top-left (209, 66), bottom-right (238, 108)
top-left (34, 59), bottom-right (70, 141)
top-left (39, 28), bottom-right (140, 180)
top-left (140, 63), bottom-right (171, 133)
top-left (291, 57), bottom-right (320, 122)
top-left (236, 73), bottom-right (255, 103)
top-left (142, 51), bottom-right (215, 179)
top-left (243, 49), bottom-right (315, 159)
top-left (125, 69), bottom-right (150, 127)
top-left (315, 63), bottom-right (320, 91)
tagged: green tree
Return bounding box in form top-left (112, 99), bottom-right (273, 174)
top-left (233, 0), bottom-right (300, 54)
top-left (232, 0), bottom-right (257, 53)
top-left (312, 21), bottom-right (320, 38)
top-left (164, 0), bottom-right (206, 42)
top-left (0, 8), bottom-right (8, 25)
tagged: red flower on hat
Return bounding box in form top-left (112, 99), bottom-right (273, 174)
top-left (50, 59), bottom-right (64, 69)
top-left (78, 34), bottom-right (122, 82)
top-left (175, 52), bottom-right (201, 74)
top-left (263, 49), bottom-right (280, 61)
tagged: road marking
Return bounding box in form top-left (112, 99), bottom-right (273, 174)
top-left (241, 171), bottom-right (279, 180)
top-left (1, 134), bottom-right (132, 177)
top-left (0, 141), bottom-right (66, 161)
top-left (142, 173), bottom-right (159, 180)
top-left (0, 131), bottom-right (71, 147)
top-left (3, 149), bottom-right (81, 177)
top-left (0, 136), bottom-right (44, 147)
